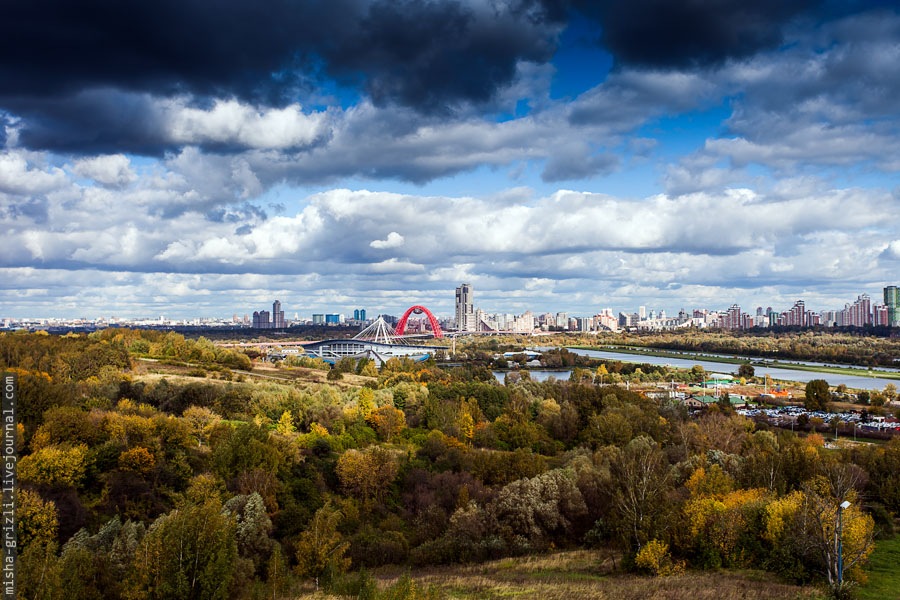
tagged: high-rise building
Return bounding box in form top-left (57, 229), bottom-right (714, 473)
top-left (784, 300), bottom-right (807, 327)
top-left (843, 294), bottom-right (871, 327)
top-left (455, 283), bottom-right (475, 331)
top-left (252, 310), bottom-right (270, 328)
top-left (272, 300), bottom-right (285, 328)
top-left (885, 286), bottom-right (900, 326)
top-left (556, 312), bottom-right (568, 330)
top-left (874, 304), bottom-right (890, 326)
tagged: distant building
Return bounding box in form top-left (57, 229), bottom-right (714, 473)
top-left (272, 300), bottom-right (285, 328)
top-left (885, 286), bottom-right (900, 326)
top-left (455, 283), bottom-right (475, 331)
top-left (252, 310), bottom-right (270, 328)
top-left (874, 304), bottom-right (890, 326)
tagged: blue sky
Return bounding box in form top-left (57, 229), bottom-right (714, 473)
top-left (1, 1), bottom-right (899, 320)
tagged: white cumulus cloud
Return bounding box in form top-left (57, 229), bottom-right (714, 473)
top-left (370, 232), bottom-right (405, 249)
top-left (73, 154), bottom-right (136, 187)
top-left (166, 99), bottom-right (328, 150)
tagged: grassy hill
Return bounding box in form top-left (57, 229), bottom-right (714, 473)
top-left (293, 551), bottom-right (826, 600)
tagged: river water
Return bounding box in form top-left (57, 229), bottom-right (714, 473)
top-left (491, 348), bottom-right (897, 390)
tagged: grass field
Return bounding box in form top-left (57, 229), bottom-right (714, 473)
top-left (294, 551), bottom-right (826, 600)
top-left (858, 536), bottom-right (900, 600)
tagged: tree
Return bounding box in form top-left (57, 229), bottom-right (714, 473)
top-left (16, 489), bottom-right (58, 550)
top-left (224, 492), bottom-right (274, 574)
top-left (130, 498), bottom-right (237, 600)
top-left (804, 379), bottom-right (831, 412)
top-left (737, 364), bottom-right (755, 379)
top-left (717, 392), bottom-right (733, 414)
top-left (294, 503), bottom-right (350, 589)
top-left (610, 436), bottom-right (672, 553)
top-left (794, 480), bottom-right (875, 590)
top-left (18, 443), bottom-right (89, 488)
top-left (490, 468), bottom-right (587, 549)
top-left (367, 404), bottom-right (406, 442)
top-left (335, 446), bottom-right (398, 503)
top-left (275, 410), bottom-right (296, 435)
top-left (183, 405), bottom-right (220, 447)
top-left (690, 365), bottom-right (706, 383)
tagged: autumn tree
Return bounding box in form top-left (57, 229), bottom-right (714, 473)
top-left (794, 479), bottom-right (875, 590)
top-left (294, 503), bottom-right (350, 589)
top-left (366, 404), bottom-right (406, 442)
top-left (19, 443), bottom-right (89, 488)
top-left (16, 488), bottom-right (59, 558)
top-left (335, 446), bottom-right (399, 503)
top-left (805, 379), bottom-right (831, 412)
top-left (183, 405), bottom-right (220, 447)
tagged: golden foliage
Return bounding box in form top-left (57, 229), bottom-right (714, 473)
top-left (18, 443), bottom-right (89, 488)
top-left (118, 446), bottom-right (156, 476)
top-left (764, 490), bottom-right (804, 543)
top-left (367, 404), bottom-right (407, 442)
top-left (635, 539), bottom-right (683, 576)
top-left (16, 489), bottom-right (58, 550)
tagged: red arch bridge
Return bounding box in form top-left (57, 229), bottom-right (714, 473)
top-left (394, 305), bottom-right (443, 338)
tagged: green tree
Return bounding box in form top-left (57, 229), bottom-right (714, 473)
top-left (804, 379), bottom-right (831, 412)
top-left (610, 436), bottom-right (673, 553)
top-left (737, 364), bottom-right (755, 379)
top-left (224, 492), bottom-right (274, 574)
top-left (294, 503), bottom-right (350, 590)
top-left (130, 498), bottom-right (237, 600)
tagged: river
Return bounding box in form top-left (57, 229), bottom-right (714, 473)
top-left (491, 347), bottom-right (896, 390)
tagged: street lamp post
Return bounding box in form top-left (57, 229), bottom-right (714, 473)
top-left (837, 500), bottom-right (851, 587)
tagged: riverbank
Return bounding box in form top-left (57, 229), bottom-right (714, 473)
top-left (569, 345), bottom-right (900, 382)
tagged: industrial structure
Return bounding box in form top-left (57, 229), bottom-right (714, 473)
top-left (302, 313), bottom-right (447, 366)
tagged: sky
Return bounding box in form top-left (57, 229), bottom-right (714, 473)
top-left (2, 0), bottom-right (900, 320)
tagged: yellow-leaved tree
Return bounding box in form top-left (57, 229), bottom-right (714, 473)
top-left (294, 503), bottom-right (350, 590)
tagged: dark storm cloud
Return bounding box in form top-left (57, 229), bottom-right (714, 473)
top-left (333, 0), bottom-right (561, 112)
top-left (1, 0), bottom-right (352, 102)
top-left (5, 90), bottom-right (172, 155)
top-left (577, 0), bottom-right (821, 69)
top-left (1, 0), bottom-right (564, 153)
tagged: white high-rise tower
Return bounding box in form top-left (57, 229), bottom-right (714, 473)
top-left (455, 283), bottom-right (475, 331)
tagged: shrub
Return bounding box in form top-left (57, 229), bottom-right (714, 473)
top-left (635, 539), bottom-right (682, 576)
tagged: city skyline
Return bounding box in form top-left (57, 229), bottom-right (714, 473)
top-left (2, 3), bottom-right (900, 319)
top-left (3, 284), bottom-right (898, 331)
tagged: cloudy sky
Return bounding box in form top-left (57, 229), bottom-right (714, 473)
top-left (2, 1), bottom-right (899, 320)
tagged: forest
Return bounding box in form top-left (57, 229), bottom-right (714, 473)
top-left (2, 328), bottom-right (899, 600)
